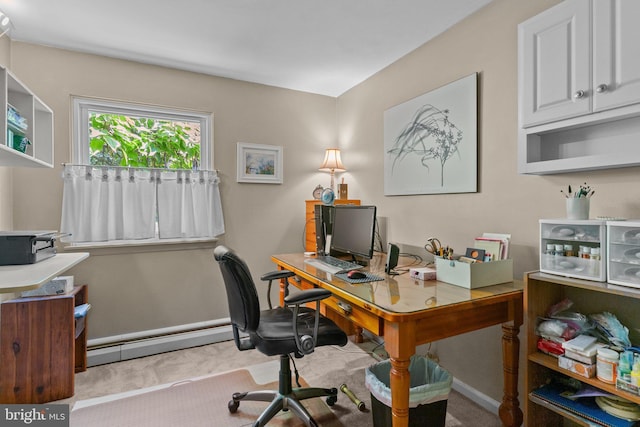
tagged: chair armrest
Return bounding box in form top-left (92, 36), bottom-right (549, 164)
top-left (260, 270), bottom-right (296, 282)
top-left (261, 270), bottom-right (296, 309)
top-left (286, 288), bottom-right (332, 356)
top-left (284, 288), bottom-right (331, 306)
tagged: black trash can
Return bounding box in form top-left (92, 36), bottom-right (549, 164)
top-left (365, 355), bottom-right (452, 427)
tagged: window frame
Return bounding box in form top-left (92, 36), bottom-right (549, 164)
top-left (71, 96), bottom-right (213, 168)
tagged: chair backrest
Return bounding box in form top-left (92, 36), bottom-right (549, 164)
top-left (214, 245), bottom-right (261, 334)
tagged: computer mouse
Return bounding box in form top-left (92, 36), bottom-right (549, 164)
top-left (347, 270), bottom-right (366, 279)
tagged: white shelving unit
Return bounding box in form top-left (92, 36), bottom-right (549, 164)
top-left (0, 66), bottom-right (53, 167)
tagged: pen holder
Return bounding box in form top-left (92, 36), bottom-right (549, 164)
top-left (566, 198), bottom-right (590, 220)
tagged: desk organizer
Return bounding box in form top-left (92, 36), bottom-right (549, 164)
top-left (607, 220), bottom-right (640, 289)
top-left (539, 219), bottom-right (606, 281)
top-left (435, 258), bottom-right (513, 289)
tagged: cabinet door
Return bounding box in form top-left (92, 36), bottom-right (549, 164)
top-left (519, 0), bottom-right (591, 127)
top-left (593, 0), bottom-right (640, 112)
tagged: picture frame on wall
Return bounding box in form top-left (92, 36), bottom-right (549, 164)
top-left (236, 142), bottom-right (283, 184)
top-left (383, 73), bottom-right (478, 196)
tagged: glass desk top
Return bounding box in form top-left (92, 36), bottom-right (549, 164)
top-left (272, 253), bottom-right (523, 314)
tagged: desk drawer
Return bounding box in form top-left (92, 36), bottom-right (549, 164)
top-left (323, 295), bottom-right (383, 336)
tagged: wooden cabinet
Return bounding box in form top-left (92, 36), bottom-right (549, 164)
top-left (0, 285), bottom-right (88, 403)
top-left (525, 272), bottom-right (640, 425)
top-left (304, 199), bottom-right (360, 252)
top-left (0, 66), bottom-right (54, 167)
top-left (518, 0), bottom-right (640, 174)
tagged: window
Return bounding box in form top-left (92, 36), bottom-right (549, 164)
top-left (72, 97), bottom-right (213, 168)
top-left (63, 97), bottom-right (223, 244)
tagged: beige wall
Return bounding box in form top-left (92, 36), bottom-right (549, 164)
top-left (337, 0), bottom-right (640, 401)
top-left (0, 35), bottom-right (12, 230)
top-left (4, 0), bottom-right (640, 406)
top-left (5, 42), bottom-right (339, 337)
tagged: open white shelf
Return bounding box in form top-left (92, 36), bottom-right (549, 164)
top-left (0, 66), bottom-right (53, 168)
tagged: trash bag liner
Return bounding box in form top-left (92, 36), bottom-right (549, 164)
top-left (365, 355), bottom-right (452, 408)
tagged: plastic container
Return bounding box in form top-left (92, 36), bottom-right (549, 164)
top-left (596, 348), bottom-right (619, 384)
top-left (365, 355), bottom-right (452, 427)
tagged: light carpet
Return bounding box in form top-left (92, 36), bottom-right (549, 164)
top-left (71, 362), bottom-right (342, 427)
top-left (67, 339), bottom-right (500, 426)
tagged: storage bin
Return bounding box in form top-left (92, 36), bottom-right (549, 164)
top-left (365, 356), bottom-right (452, 427)
top-left (539, 219), bottom-right (606, 281)
top-left (435, 257), bottom-right (513, 288)
top-left (607, 220), bottom-right (640, 289)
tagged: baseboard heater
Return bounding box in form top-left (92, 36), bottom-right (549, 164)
top-left (87, 318), bottom-right (234, 367)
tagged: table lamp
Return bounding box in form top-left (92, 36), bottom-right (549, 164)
top-left (318, 148), bottom-right (346, 192)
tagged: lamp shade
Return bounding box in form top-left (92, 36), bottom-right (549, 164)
top-left (319, 148), bottom-right (346, 172)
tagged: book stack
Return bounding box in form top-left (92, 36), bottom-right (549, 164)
top-left (558, 335), bottom-right (602, 379)
top-left (6, 103), bottom-right (30, 153)
top-left (531, 383), bottom-right (638, 427)
top-left (473, 233), bottom-right (510, 261)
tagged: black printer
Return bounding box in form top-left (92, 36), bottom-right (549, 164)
top-left (0, 231), bottom-right (57, 266)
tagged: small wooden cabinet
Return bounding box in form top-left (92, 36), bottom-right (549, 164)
top-left (0, 285), bottom-right (88, 403)
top-left (304, 199), bottom-right (360, 252)
top-left (525, 272), bottom-right (640, 425)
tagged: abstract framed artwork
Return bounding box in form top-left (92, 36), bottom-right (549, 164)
top-left (236, 142), bottom-right (283, 184)
top-left (383, 73), bottom-right (478, 196)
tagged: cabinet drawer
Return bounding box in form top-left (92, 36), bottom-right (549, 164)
top-left (323, 295), bottom-right (382, 336)
top-left (539, 219), bottom-right (606, 281)
top-left (608, 220), bottom-right (640, 289)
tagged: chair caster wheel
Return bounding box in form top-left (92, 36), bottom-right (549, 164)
top-left (228, 399), bottom-right (239, 413)
top-left (326, 387), bottom-right (338, 406)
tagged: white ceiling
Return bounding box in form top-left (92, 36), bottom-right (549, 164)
top-left (0, 0), bottom-right (492, 97)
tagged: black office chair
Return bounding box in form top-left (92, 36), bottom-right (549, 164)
top-left (213, 245), bottom-right (348, 427)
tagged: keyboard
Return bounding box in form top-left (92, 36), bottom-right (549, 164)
top-left (304, 255), bottom-right (364, 275)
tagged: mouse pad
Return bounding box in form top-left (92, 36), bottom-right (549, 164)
top-left (335, 272), bottom-right (385, 284)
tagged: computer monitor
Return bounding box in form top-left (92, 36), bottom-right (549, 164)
top-left (329, 205), bottom-right (377, 261)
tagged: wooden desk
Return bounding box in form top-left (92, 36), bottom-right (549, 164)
top-left (271, 253), bottom-right (524, 427)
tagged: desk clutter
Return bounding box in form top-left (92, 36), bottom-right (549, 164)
top-left (535, 297), bottom-right (640, 424)
top-left (423, 233), bottom-right (513, 289)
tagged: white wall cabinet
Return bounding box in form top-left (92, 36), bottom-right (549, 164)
top-left (0, 66), bottom-right (53, 168)
top-left (518, 0), bottom-right (640, 174)
top-left (519, 0), bottom-right (591, 128)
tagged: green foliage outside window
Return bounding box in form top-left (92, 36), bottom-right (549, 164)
top-left (89, 113), bottom-right (201, 169)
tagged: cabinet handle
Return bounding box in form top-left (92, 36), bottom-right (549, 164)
top-left (574, 90), bottom-right (586, 99)
top-left (596, 84), bottom-right (608, 93)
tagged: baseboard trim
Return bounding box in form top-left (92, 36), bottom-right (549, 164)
top-left (452, 377), bottom-right (500, 416)
top-left (87, 325), bottom-right (234, 367)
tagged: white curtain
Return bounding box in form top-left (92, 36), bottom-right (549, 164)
top-left (61, 165), bottom-right (224, 243)
top-left (157, 170), bottom-right (224, 239)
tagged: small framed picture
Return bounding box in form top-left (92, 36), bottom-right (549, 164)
top-left (236, 142), bottom-right (283, 184)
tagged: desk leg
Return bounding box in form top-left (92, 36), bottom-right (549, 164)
top-left (278, 274), bottom-right (287, 307)
top-left (354, 326), bottom-right (364, 343)
top-left (384, 320), bottom-right (416, 427)
top-left (499, 322), bottom-right (523, 427)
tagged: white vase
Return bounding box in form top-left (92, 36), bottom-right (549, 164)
top-left (566, 198), bottom-right (590, 220)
